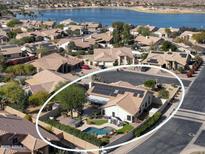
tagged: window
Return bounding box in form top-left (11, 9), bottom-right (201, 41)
top-left (127, 115), bottom-right (131, 121)
top-left (112, 112), bottom-right (115, 117)
top-left (102, 110), bottom-right (105, 115)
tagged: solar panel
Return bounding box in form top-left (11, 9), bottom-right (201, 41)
top-left (92, 82), bottom-right (144, 97)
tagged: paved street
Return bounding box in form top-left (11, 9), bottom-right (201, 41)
top-left (97, 71), bottom-right (191, 87)
top-left (128, 118), bottom-right (202, 154)
top-left (125, 64), bottom-right (205, 154)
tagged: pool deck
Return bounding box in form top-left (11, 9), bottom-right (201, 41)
top-left (78, 120), bottom-right (122, 131)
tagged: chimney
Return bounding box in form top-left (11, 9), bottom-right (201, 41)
top-left (82, 38), bottom-right (85, 42)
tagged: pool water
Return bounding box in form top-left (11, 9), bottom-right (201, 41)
top-left (83, 127), bottom-right (113, 136)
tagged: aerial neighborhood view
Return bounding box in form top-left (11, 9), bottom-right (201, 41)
top-left (0, 0), bottom-right (205, 154)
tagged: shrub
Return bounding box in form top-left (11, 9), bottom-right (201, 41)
top-left (24, 114), bottom-right (32, 122)
top-left (28, 91), bottom-right (49, 106)
top-left (134, 112), bottom-right (161, 137)
top-left (117, 123), bottom-right (134, 134)
top-left (144, 80), bottom-right (156, 89)
top-left (158, 88), bottom-right (169, 99)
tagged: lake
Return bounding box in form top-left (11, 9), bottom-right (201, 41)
top-left (16, 8), bottom-right (205, 28)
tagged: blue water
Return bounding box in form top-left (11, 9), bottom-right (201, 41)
top-left (83, 127), bottom-right (113, 136)
top-left (16, 8), bottom-right (205, 28)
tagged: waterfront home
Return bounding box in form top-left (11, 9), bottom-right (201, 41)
top-left (93, 47), bottom-right (135, 67)
top-left (136, 25), bottom-right (157, 32)
top-left (81, 22), bottom-right (102, 32)
top-left (26, 69), bottom-right (66, 93)
top-left (143, 51), bottom-right (191, 70)
top-left (154, 27), bottom-right (179, 38)
top-left (60, 19), bottom-right (77, 25)
top-left (67, 24), bottom-right (85, 32)
top-left (135, 35), bottom-right (163, 47)
top-left (16, 29), bottom-right (64, 40)
top-left (179, 31), bottom-right (200, 43)
top-left (31, 53), bottom-right (83, 73)
top-left (21, 20), bottom-right (56, 28)
top-left (0, 113), bottom-right (59, 154)
top-left (87, 81), bottom-right (153, 123)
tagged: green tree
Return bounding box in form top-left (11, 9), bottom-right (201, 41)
top-left (122, 24), bottom-right (132, 45)
top-left (54, 84), bottom-right (86, 118)
top-left (6, 19), bottom-right (21, 27)
top-left (165, 28), bottom-right (171, 36)
top-left (192, 32), bottom-right (205, 44)
top-left (7, 31), bottom-right (17, 39)
top-left (161, 41), bottom-right (177, 51)
top-left (0, 81), bottom-right (25, 104)
top-left (0, 55), bottom-right (6, 72)
top-left (29, 91), bottom-right (49, 106)
top-left (67, 41), bottom-right (76, 52)
top-left (137, 26), bottom-right (150, 36)
top-left (5, 64), bottom-right (36, 76)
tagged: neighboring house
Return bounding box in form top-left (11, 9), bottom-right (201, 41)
top-left (0, 45), bottom-right (35, 64)
top-left (82, 22), bottom-right (101, 32)
top-left (131, 25), bottom-right (157, 36)
top-left (0, 113), bottom-right (59, 154)
top-left (143, 51), bottom-right (191, 70)
top-left (31, 53), bottom-right (83, 73)
top-left (26, 69), bottom-right (67, 93)
top-left (16, 29), bottom-right (64, 40)
top-left (57, 32), bottom-right (113, 50)
top-left (87, 81), bottom-right (153, 123)
top-left (135, 35), bottom-right (163, 47)
top-left (21, 20), bottom-right (56, 28)
top-left (22, 41), bottom-right (58, 56)
top-left (179, 31), bottom-right (200, 43)
top-left (93, 47), bottom-right (135, 67)
top-left (154, 27), bottom-right (179, 38)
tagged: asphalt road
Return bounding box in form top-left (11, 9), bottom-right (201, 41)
top-left (128, 118), bottom-right (202, 154)
top-left (128, 64), bottom-right (205, 154)
top-left (180, 64), bottom-right (205, 112)
top-left (97, 71), bottom-right (191, 87)
top-left (194, 130), bottom-right (205, 147)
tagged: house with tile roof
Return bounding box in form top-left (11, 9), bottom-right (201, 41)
top-left (26, 69), bottom-right (67, 93)
top-left (31, 53), bottom-right (83, 73)
top-left (87, 81), bottom-right (153, 123)
top-left (0, 113), bottom-right (59, 154)
top-left (143, 51), bottom-right (191, 70)
top-left (93, 47), bottom-right (135, 67)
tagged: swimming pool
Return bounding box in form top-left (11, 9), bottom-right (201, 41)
top-left (83, 127), bottom-right (113, 136)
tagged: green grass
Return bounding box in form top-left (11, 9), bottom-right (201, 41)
top-left (87, 118), bottom-right (108, 125)
top-left (117, 123), bottom-right (134, 134)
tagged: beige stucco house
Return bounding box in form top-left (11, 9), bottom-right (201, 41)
top-left (87, 81), bottom-right (153, 123)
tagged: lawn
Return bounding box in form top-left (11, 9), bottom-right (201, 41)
top-left (87, 118), bottom-right (108, 125)
top-left (117, 123), bottom-right (134, 134)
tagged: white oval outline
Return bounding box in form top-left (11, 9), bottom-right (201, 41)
top-left (35, 64), bottom-right (185, 153)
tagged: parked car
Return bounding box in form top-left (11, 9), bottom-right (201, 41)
top-left (81, 64), bottom-right (90, 70)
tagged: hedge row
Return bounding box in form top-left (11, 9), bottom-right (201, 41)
top-left (134, 112), bottom-right (161, 137)
top-left (45, 119), bottom-right (108, 146)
